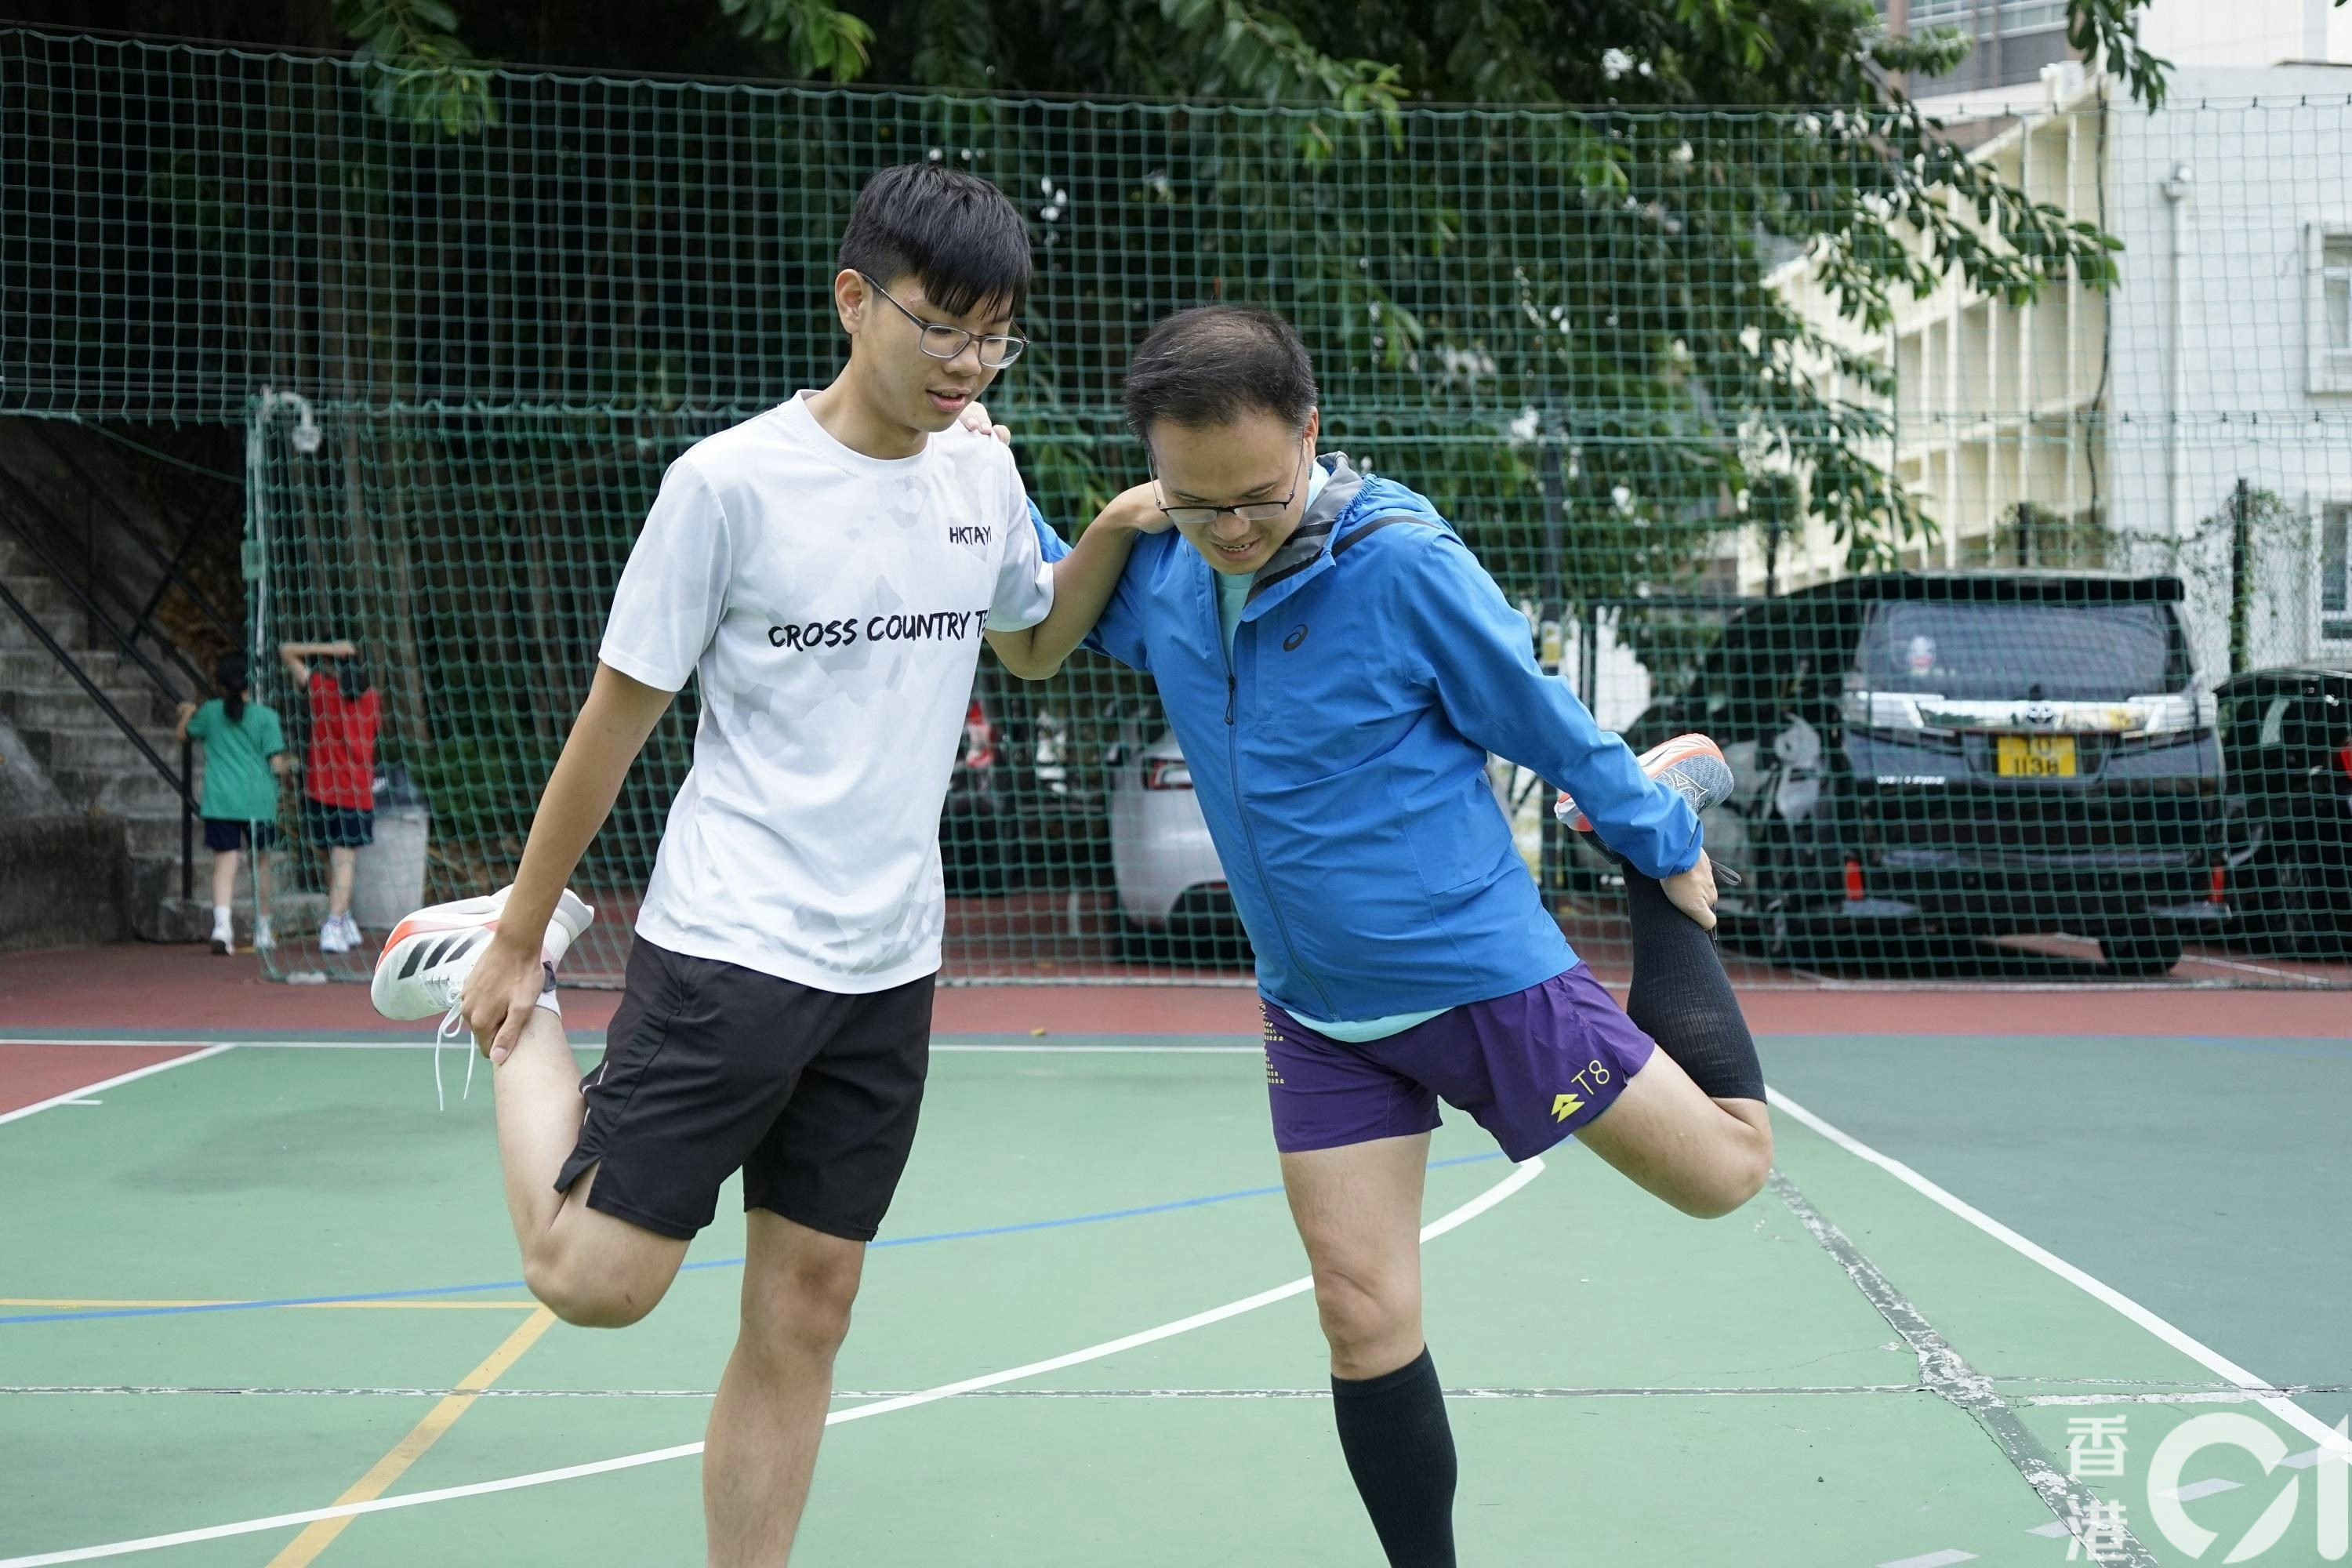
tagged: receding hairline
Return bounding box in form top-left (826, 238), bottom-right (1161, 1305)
top-left (1124, 305), bottom-right (1319, 437)
top-left (1145, 414), bottom-right (1316, 503)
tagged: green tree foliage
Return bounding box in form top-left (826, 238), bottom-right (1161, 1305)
top-left (304, 0), bottom-right (2157, 592)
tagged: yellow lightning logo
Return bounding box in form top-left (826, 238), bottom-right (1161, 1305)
top-left (1552, 1093), bottom-right (1584, 1122)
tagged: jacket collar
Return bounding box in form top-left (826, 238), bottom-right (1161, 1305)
top-left (1241, 452), bottom-right (1365, 610)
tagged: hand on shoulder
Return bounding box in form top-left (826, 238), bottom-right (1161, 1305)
top-left (956, 401), bottom-right (1011, 446)
top-left (1100, 481), bottom-right (1171, 535)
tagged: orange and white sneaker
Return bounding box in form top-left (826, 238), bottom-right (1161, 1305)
top-left (1555, 733), bottom-right (1735, 833)
top-left (371, 885), bottom-right (594, 1108)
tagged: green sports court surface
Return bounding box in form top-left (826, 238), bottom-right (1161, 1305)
top-left (2, 1025), bottom-right (2346, 1566)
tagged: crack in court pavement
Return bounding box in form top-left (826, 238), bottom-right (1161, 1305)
top-left (1767, 1169), bottom-right (2161, 1568)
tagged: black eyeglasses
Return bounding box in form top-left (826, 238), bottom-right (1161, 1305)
top-left (859, 272), bottom-right (1028, 369)
top-left (1155, 446), bottom-right (1309, 529)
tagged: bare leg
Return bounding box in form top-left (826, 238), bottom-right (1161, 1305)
top-left (1282, 1134), bottom-right (1430, 1378)
top-left (252, 849), bottom-right (270, 907)
top-left (704, 1211), bottom-right (865, 1567)
top-left (210, 848), bottom-right (238, 909)
top-left (328, 845), bottom-right (356, 917)
top-left (491, 1007), bottom-right (686, 1327)
top-left (1573, 1050), bottom-right (1770, 1218)
top-left (1283, 1134), bottom-right (1457, 1567)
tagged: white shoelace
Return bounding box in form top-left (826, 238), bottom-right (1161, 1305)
top-left (428, 978), bottom-right (477, 1112)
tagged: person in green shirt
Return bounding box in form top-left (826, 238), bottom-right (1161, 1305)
top-left (174, 652), bottom-right (290, 954)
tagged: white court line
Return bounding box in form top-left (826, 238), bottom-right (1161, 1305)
top-left (0, 1156), bottom-right (1544, 1566)
top-left (0, 1038), bottom-right (1258, 1054)
top-left (1770, 1087), bottom-right (2352, 1455)
top-left (0, 1045), bottom-right (233, 1128)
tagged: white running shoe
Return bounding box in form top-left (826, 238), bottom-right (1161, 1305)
top-left (318, 913), bottom-right (356, 954)
top-left (1556, 733), bottom-right (1736, 833)
top-left (371, 885), bottom-right (596, 1108)
top-left (253, 916), bottom-right (274, 952)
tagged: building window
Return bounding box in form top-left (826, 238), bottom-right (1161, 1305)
top-left (1883, 0), bottom-right (2079, 93)
top-left (1886, 1), bottom-right (2066, 35)
top-left (1904, 0), bottom-right (1975, 27)
top-left (2325, 504), bottom-right (2351, 643)
top-left (2329, 238), bottom-right (2352, 353)
top-left (2310, 227), bottom-right (2352, 395)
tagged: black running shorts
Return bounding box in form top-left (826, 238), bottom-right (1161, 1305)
top-left (555, 935), bottom-right (934, 1243)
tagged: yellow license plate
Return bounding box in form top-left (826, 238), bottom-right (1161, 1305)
top-left (1995, 733), bottom-right (2077, 778)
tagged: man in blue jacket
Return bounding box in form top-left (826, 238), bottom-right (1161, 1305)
top-left (1029, 306), bottom-right (1773, 1566)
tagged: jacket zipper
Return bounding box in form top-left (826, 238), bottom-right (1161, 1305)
top-left (1223, 615), bottom-right (1337, 1017)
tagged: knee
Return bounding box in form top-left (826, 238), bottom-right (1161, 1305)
top-left (742, 1250), bottom-right (862, 1365)
top-left (1311, 1261), bottom-right (1415, 1371)
top-left (1679, 1117), bottom-right (1773, 1220)
top-left (524, 1247), bottom-right (665, 1330)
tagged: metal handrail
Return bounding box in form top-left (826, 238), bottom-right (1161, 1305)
top-left (0, 465), bottom-right (215, 697)
top-left (34, 426), bottom-right (240, 646)
top-left (0, 488), bottom-right (201, 706)
top-left (0, 573), bottom-right (197, 898)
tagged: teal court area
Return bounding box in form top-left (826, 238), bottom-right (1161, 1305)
top-left (2, 1025), bottom-right (2347, 1567)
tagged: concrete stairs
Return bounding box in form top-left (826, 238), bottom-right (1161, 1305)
top-left (0, 538), bottom-right (326, 944)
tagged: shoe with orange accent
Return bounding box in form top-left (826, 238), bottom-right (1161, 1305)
top-left (1555, 733), bottom-right (1734, 833)
top-left (369, 885), bottom-right (594, 1022)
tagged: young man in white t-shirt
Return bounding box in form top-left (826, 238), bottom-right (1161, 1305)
top-left (368, 164), bottom-right (1160, 1562)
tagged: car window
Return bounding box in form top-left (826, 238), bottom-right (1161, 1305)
top-left (1691, 602), bottom-right (1848, 736)
top-left (1857, 601), bottom-right (2180, 700)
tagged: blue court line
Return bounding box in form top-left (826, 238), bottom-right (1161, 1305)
top-left (0, 1152), bottom-right (1504, 1327)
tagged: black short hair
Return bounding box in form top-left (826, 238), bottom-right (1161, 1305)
top-left (1122, 307), bottom-right (1319, 438)
top-left (215, 652), bottom-right (248, 723)
top-left (326, 656), bottom-right (371, 700)
top-left (838, 162), bottom-right (1031, 320)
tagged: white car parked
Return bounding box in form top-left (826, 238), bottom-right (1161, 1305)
top-left (1106, 728), bottom-right (1245, 958)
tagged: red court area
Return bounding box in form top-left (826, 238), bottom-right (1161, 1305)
top-left (1, 939), bottom-right (2346, 1041)
top-left (0, 1042), bottom-right (208, 1116)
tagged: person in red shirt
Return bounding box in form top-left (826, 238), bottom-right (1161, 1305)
top-left (280, 638), bottom-right (383, 954)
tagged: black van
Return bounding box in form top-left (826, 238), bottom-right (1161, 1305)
top-left (1619, 573), bottom-right (2226, 977)
top-left (2213, 663), bottom-right (2352, 952)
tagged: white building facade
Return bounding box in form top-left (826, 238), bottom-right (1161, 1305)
top-left (1759, 61), bottom-right (2352, 684)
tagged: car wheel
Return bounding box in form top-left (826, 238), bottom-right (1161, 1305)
top-left (2256, 848), bottom-right (2343, 956)
top-left (2098, 929), bottom-right (2183, 979)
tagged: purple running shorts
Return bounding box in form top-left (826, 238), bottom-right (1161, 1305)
top-left (1261, 964), bottom-right (1657, 1161)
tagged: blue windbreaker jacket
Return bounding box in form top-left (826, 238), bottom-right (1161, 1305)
top-left (1034, 453), bottom-right (1701, 1020)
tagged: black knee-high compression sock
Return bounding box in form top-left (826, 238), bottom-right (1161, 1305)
top-left (1621, 864), bottom-right (1767, 1102)
top-left (1331, 1347), bottom-right (1457, 1568)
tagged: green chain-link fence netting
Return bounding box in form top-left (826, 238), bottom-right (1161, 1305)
top-left (7, 29), bottom-right (2350, 985)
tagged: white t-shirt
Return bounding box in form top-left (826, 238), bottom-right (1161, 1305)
top-left (598, 390), bottom-right (1055, 993)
